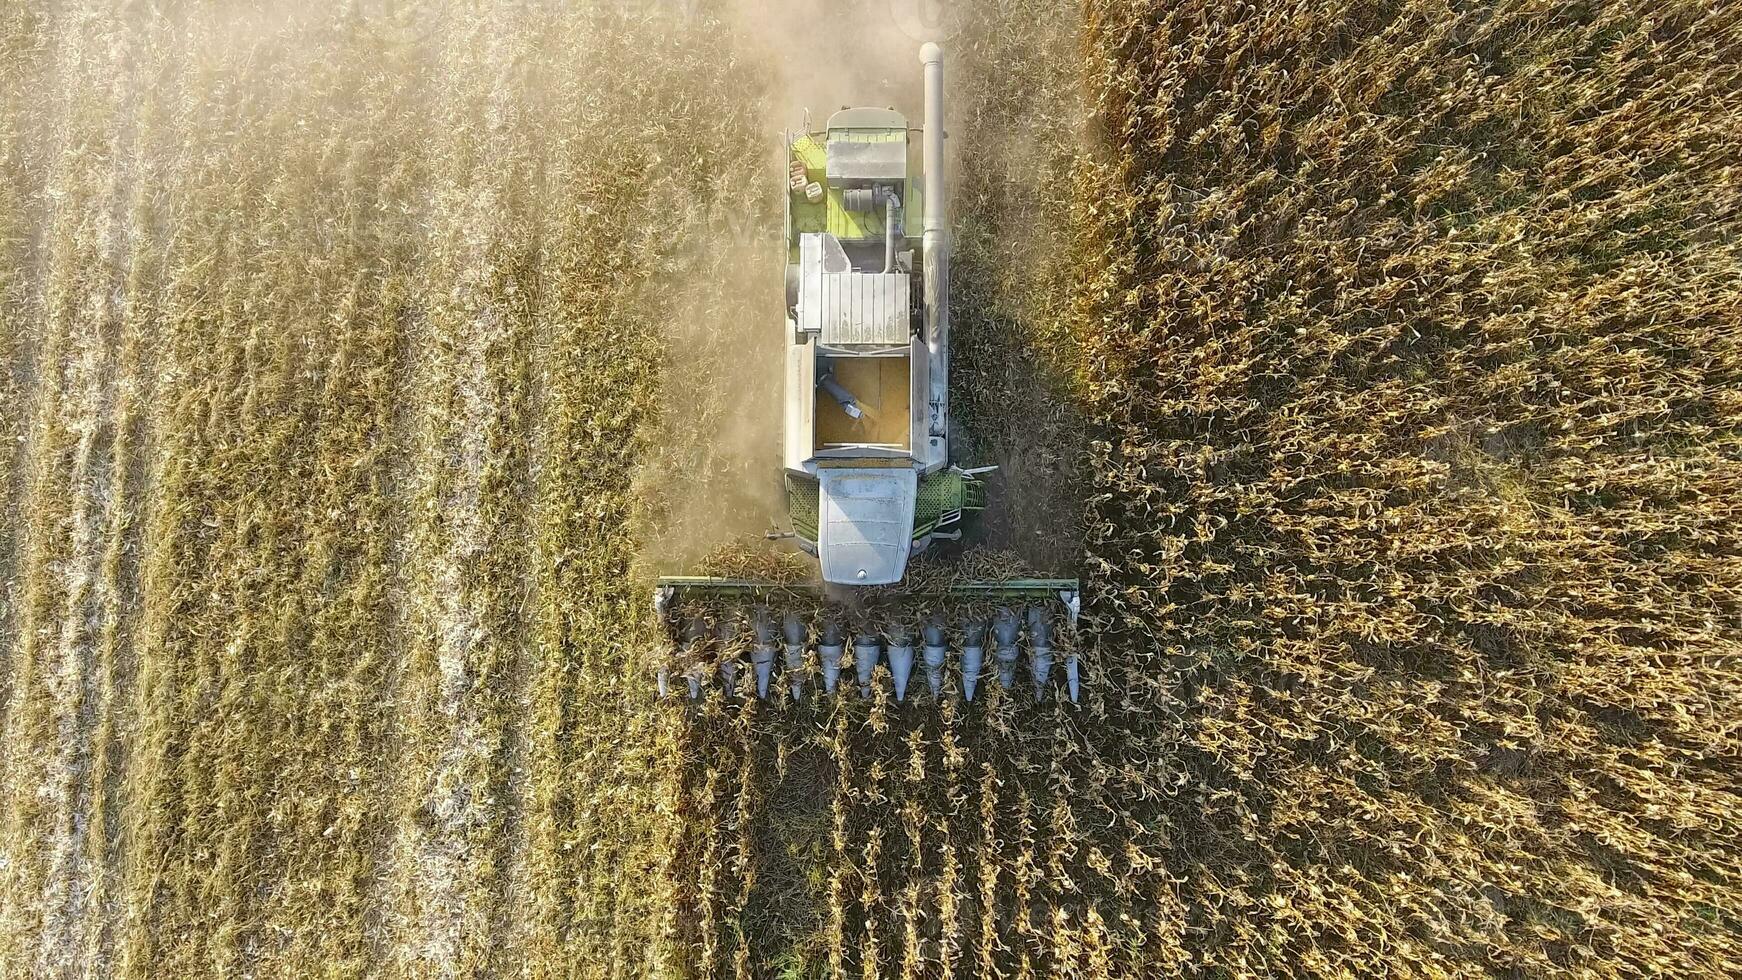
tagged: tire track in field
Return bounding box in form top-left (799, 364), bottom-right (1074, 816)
top-left (401, 297), bottom-right (503, 976)
top-left (0, 2), bottom-right (50, 798)
top-left (34, 261), bottom-right (118, 980)
top-left (40, 12), bottom-right (164, 973)
top-left (0, 6), bottom-right (136, 974)
top-left (0, 287), bottom-right (76, 972)
top-left (391, 6), bottom-right (537, 973)
top-left (79, 237), bottom-right (155, 977)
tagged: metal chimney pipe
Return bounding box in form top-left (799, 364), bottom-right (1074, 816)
top-left (920, 43), bottom-right (949, 458)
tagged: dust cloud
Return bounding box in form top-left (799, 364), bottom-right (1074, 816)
top-left (721, 0), bottom-right (958, 116)
top-left (630, 234), bottom-right (788, 572)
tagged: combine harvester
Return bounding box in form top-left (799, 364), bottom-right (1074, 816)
top-left (656, 44), bottom-right (1080, 705)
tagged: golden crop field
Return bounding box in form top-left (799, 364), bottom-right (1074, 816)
top-left (1, 1), bottom-right (1738, 978)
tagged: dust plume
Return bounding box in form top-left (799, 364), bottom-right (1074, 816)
top-left (721, 0), bottom-right (958, 115)
top-left (630, 229), bottom-right (789, 572)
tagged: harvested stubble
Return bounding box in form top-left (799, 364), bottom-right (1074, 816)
top-left (0, 2), bottom-right (763, 977)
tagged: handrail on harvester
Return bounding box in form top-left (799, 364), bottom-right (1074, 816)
top-left (654, 575), bottom-right (1078, 596)
top-left (654, 576), bottom-right (1082, 627)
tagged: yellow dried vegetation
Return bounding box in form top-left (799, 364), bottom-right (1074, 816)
top-left (0, 2), bottom-right (759, 977)
top-left (0, 0), bottom-right (1738, 978)
top-left (1063, 0), bottom-right (1740, 975)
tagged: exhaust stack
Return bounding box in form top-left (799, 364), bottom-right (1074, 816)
top-left (921, 43), bottom-right (949, 465)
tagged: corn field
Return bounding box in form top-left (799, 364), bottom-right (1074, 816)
top-left (1, 1), bottom-right (1738, 978)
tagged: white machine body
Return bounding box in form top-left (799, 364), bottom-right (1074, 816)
top-left (780, 44), bottom-right (959, 586)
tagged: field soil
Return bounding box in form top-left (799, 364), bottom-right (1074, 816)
top-left (1, 1), bottom-right (1739, 979)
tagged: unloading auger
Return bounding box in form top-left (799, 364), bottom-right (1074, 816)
top-left (654, 44), bottom-right (1082, 705)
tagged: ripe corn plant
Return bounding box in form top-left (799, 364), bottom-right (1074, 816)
top-left (1064, 0), bottom-right (1742, 975)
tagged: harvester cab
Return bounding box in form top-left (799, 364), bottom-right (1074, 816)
top-left (655, 44), bottom-right (1081, 705)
